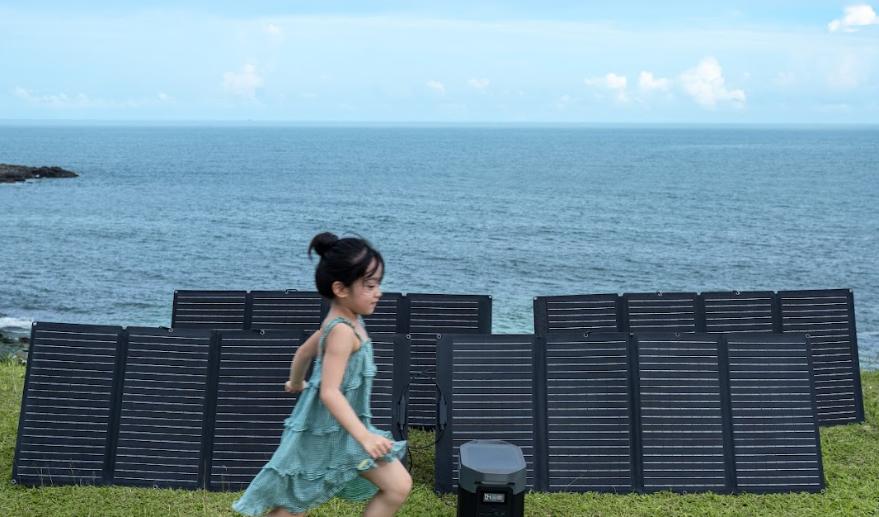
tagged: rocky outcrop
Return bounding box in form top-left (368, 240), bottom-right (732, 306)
top-left (0, 163), bottom-right (78, 183)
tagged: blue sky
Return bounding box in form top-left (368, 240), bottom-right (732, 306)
top-left (1, 2), bottom-right (878, 123)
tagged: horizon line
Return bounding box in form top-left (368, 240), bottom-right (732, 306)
top-left (1, 119), bottom-right (878, 128)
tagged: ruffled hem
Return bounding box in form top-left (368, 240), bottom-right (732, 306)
top-left (231, 441), bottom-right (407, 516)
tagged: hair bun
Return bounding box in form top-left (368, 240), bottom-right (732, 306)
top-left (308, 232), bottom-right (339, 259)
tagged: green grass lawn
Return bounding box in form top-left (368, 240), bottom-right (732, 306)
top-left (1, 359), bottom-right (877, 517)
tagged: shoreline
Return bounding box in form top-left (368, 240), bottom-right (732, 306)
top-left (0, 330), bottom-right (29, 363)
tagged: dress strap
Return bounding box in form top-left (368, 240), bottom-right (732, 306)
top-left (318, 316), bottom-right (362, 354)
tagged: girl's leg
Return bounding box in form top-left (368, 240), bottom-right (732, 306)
top-left (358, 459), bottom-right (413, 517)
top-left (266, 508), bottom-right (304, 517)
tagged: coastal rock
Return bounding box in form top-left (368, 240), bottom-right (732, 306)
top-left (0, 163), bottom-right (78, 183)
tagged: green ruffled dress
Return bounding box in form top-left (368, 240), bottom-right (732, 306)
top-left (232, 316), bottom-right (407, 516)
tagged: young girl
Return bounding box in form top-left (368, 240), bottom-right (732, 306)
top-left (232, 232), bottom-right (411, 517)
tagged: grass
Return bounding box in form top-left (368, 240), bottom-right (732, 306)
top-left (1, 359), bottom-right (877, 516)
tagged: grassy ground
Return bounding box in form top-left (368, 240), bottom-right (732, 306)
top-left (1, 360), bottom-right (877, 517)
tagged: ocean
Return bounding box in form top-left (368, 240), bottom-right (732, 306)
top-left (1, 124), bottom-right (877, 367)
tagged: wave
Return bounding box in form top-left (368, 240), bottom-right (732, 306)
top-left (0, 316), bottom-right (33, 333)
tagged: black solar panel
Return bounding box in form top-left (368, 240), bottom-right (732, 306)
top-left (363, 293), bottom-right (405, 333)
top-left (635, 333), bottom-right (732, 493)
top-left (368, 333), bottom-right (411, 441)
top-left (208, 330), bottom-right (303, 491)
top-left (535, 289), bottom-right (864, 428)
top-left (533, 294), bottom-right (622, 335)
top-left (113, 327), bottom-right (213, 488)
top-left (13, 323), bottom-right (123, 486)
top-left (626, 292), bottom-right (699, 333)
top-left (703, 291), bottom-right (777, 334)
top-left (436, 334), bottom-right (538, 493)
top-left (779, 289), bottom-right (864, 425)
top-left (725, 333), bottom-right (824, 492)
top-left (406, 294), bottom-right (492, 428)
top-left (249, 290), bottom-right (326, 333)
top-left (172, 290), bottom-right (248, 330)
top-left (15, 323), bottom-right (412, 491)
top-left (172, 290), bottom-right (406, 333)
top-left (544, 332), bottom-right (634, 493)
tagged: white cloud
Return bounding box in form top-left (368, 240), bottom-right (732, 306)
top-left (828, 4), bottom-right (879, 32)
top-left (222, 64), bottom-right (264, 99)
top-left (426, 80), bottom-right (446, 95)
top-left (679, 57), bottom-right (745, 108)
top-left (584, 73), bottom-right (628, 102)
top-left (157, 91), bottom-right (171, 102)
top-left (13, 87), bottom-right (152, 109)
top-left (638, 71), bottom-right (670, 92)
top-left (15, 87), bottom-right (88, 108)
top-left (467, 78), bottom-right (490, 91)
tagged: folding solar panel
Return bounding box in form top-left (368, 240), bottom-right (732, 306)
top-left (249, 290), bottom-right (326, 333)
top-left (363, 293), bottom-right (405, 333)
top-left (533, 294), bottom-right (622, 335)
top-left (703, 291), bottom-right (777, 334)
top-left (113, 327), bottom-right (214, 488)
top-left (725, 333), bottom-right (824, 492)
top-left (779, 289), bottom-right (864, 425)
top-left (544, 332), bottom-right (635, 493)
top-left (635, 333), bottom-right (732, 493)
top-left (172, 290), bottom-right (406, 333)
top-left (435, 334), bottom-right (539, 493)
top-left (13, 323), bottom-right (123, 486)
top-left (367, 333), bottom-right (411, 442)
top-left (406, 294), bottom-right (492, 428)
top-left (206, 330), bottom-right (302, 491)
top-left (626, 292), bottom-right (700, 333)
top-left (172, 290), bottom-right (248, 330)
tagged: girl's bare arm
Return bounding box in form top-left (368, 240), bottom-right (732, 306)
top-left (288, 330), bottom-right (319, 385)
top-left (320, 325), bottom-right (392, 458)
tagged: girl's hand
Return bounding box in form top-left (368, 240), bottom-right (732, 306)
top-left (359, 433), bottom-right (394, 460)
top-left (285, 380), bottom-right (308, 394)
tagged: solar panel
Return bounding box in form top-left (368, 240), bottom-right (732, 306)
top-left (368, 333), bottom-right (411, 441)
top-left (113, 327), bottom-right (214, 488)
top-left (407, 294), bottom-right (492, 428)
top-left (779, 289), bottom-right (864, 425)
top-left (634, 333), bottom-right (732, 493)
top-left (364, 293), bottom-right (405, 333)
top-left (172, 290), bottom-right (405, 333)
top-left (435, 334), bottom-right (539, 493)
top-left (433, 330), bottom-right (830, 495)
top-left (535, 289), bottom-right (864, 428)
top-left (172, 290), bottom-right (247, 330)
top-left (725, 333), bottom-right (824, 492)
top-left (626, 292), bottom-right (699, 333)
top-left (703, 291), bottom-right (777, 334)
top-left (544, 332), bottom-right (634, 493)
top-left (13, 323), bottom-right (123, 486)
top-left (533, 294), bottom-right (622, 335)
top-left (208, 330), bottom-right (303, 491)
top-left (249, 290), bottom-right (326, 333)
top-left (15, 323), bottom-right (412, 491)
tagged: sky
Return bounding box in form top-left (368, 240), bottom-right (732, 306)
top-left (1, 1), bottom-right (878, 123)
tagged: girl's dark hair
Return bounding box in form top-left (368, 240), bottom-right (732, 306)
top-left (308, 232), bottom-right (384, 299)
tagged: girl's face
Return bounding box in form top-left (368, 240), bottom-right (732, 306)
top-left (338, 259), bottom-right (383, 316)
